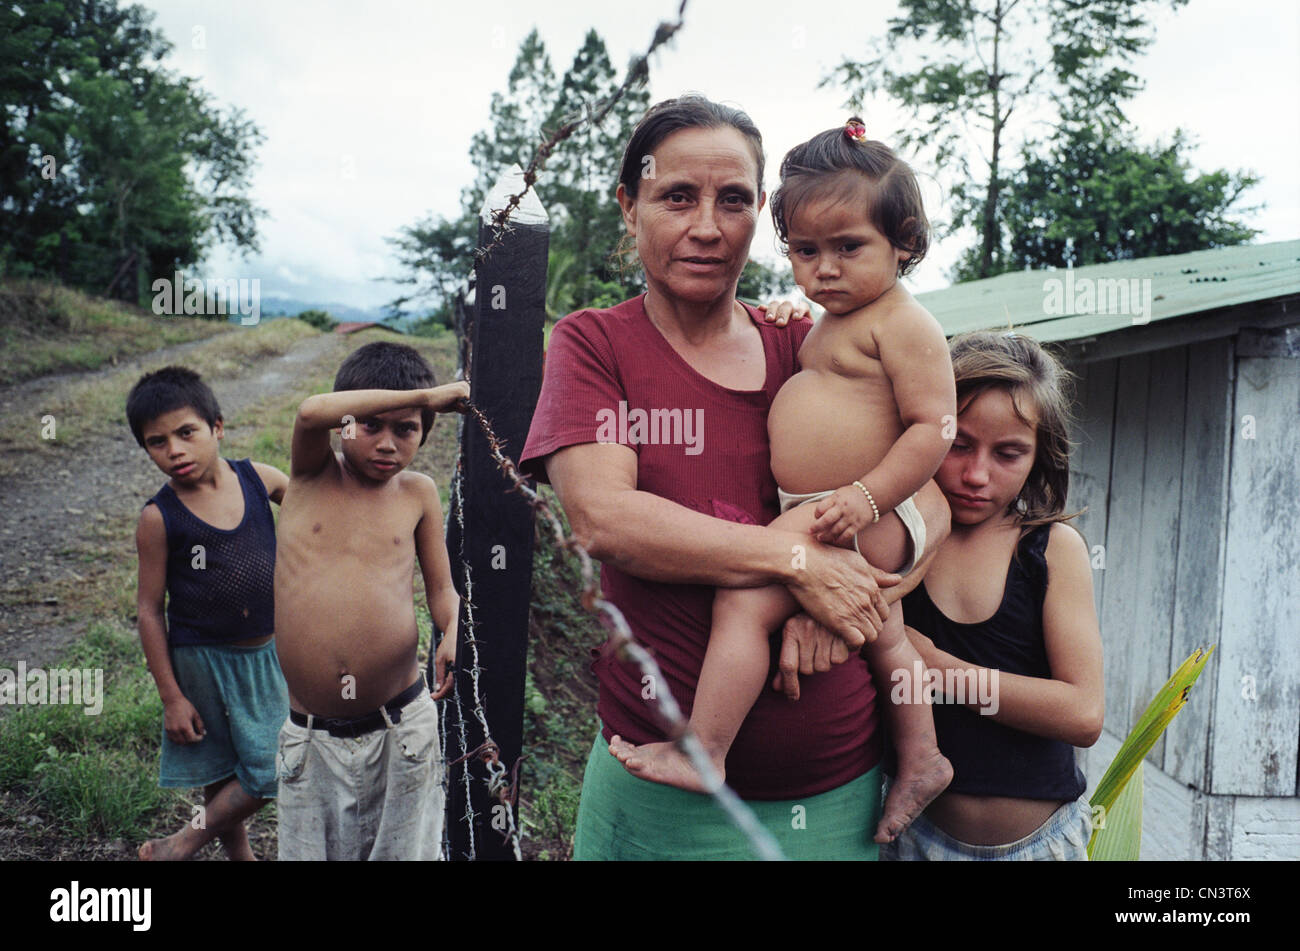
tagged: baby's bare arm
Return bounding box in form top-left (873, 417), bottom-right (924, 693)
top-left (862, 306), bottom-right (956, 511)
top-left (290, 383), bottom-right (469, 478)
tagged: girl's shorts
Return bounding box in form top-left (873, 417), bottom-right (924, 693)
top-left (158, 639), bottom-right (289, 799)
top-left (880, 793), bottom-right (1093, 861)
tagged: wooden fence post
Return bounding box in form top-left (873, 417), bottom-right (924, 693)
top-left (443, 166), bottom-right (548, 860)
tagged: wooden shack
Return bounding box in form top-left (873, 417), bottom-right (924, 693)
top-left (916, 239), bottom-right (1300, 860)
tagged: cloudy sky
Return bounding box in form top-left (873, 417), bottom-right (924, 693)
top-left (136, 0), bottom-right (1300, 312)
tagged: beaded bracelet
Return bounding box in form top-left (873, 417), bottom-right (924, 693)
top-left (852, 481), bottom-right (880, 524)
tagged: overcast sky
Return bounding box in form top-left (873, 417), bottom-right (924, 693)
top-left (135, 0), bottom-right (1300, 311)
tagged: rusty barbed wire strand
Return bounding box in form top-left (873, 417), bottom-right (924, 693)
top-left (472, 0), bottom-right (688, 265)
top-left (458, 400), bottom-right (785, 861)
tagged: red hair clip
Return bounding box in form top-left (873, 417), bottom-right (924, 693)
top-left (844, 117), bottom-right (867, 142)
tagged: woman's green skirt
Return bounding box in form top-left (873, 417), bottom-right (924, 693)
top-left (572, 732), bottom-right (882, 860)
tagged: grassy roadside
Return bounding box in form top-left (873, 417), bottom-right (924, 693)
top-left (1, 317), bottom-right (320, 458)
top-left (0, 280), bottom-right (231, 386)
top-left (0, 321), bottom-right (602, 860)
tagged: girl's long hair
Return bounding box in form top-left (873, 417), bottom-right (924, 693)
top-left (948, 331), bottom-right (1083, 540)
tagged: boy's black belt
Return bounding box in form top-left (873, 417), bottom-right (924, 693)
top-left (289, 678), bottom-right (425, 738)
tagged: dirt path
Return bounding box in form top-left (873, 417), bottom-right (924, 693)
top-left (0, 331), bottom-right (349, 668)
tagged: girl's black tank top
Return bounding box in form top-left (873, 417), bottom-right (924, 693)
top-left (901, 523), bottom-right (1087, 800)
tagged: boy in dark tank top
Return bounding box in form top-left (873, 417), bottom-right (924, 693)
top-left (127, 366), bottom-right (290, 860)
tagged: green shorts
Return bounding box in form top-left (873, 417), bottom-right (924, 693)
top-left (572, 731), bottom-right (882, 860)
top-left (158, 639), bottom-right (288, 799)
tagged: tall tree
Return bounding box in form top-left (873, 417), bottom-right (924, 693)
top-left (826, 0), bottom-right (1186, 280)
top-left (956, 122), bottom-right (1259, 279)
top-left (0, 0), bottom-right (262, 297)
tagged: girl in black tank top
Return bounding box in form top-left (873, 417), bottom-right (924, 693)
top-left (884, 332), bottom-right (1104, 860)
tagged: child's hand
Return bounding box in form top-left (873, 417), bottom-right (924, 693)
top-left (811, 485), bottom-right (879, 547)
top-left (163, 696), bottom-right (205, 744)
top-left (431, 630), bottom-right (457, 700)
top-left (757, 296), bottom-right (812, 326)
top-left (427, 381), bottom-right (471, 414)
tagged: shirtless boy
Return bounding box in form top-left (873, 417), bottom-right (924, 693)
top-left (613, 119), bottom-right (957, 845)
top-left (273, 341), bottom-right (468, 860)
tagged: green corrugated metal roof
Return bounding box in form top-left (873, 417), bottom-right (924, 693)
top-left (915, 239), bottom-right (1300, 343)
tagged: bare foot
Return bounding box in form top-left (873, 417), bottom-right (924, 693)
top-left (875, 748), bottom-right (953, 844)
top-left (137, 829), bottom-right (199, 861)
top-left (608, 734), bottom-right (723, 793)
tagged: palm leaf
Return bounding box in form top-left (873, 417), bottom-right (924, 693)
top-left (1087, 646), bottom-right (1215, 859)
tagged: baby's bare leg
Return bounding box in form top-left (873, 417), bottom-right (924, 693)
top-left (138, 775), bottom-right (266, 861)
top-left (857, 512), bottom-right (952, 842)
top-left (610, 505), bottom-right (810, 792)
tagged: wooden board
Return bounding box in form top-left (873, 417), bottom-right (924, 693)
top-left (1068, 358), bottom-right (1117, 617)
top-left (1165, 340), bottom-right (1233, 786)
top-left (1128, 347), bottom-right (1187, 767)
top-left (1210, 354), bottom-right (1300, 796)
top-left (1099, 353), bottom-right (1151, 739)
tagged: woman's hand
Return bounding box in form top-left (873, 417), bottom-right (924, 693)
top-left (785, 541), bottom-right (900, 650)
top-left (771, 613), bottom-right (851, 700)
top-left (757, 296), bottom-right (812, 326)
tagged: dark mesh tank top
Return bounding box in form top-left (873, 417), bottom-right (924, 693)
top-left (901, 524), bottom-right (1087, 800)
top-left (146, 458), bottom-right (276, 646)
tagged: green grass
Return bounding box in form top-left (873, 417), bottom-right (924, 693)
top-left (0, 623), bottom-right (174, 839)
top-left (1, 317), bottom-right (320, 454)
top-left (0, 279), bottom-right (230, 385)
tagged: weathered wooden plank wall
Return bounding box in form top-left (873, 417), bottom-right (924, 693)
top-left (1210, 345), bottom-right (1300, 796)
top-left (1165, 340), bottom-right (1233, 787)
top-left (1098, 352), bottom-right (1152, 740)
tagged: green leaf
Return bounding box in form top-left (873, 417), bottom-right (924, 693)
top-left (1089, 761), bottom-right (1143, 860)
top-left (1086, 646), bottom-right (1214, 860)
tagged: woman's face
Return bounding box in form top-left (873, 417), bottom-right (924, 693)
top-left (936, 387), bottom-right (1038, 527)
top-left (617, 125), bottom-right (764, 307)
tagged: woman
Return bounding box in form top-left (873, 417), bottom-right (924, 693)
top-left (520, 96), bottom-right (948, 859)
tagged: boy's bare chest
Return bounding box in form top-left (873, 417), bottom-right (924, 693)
top-left (283, 481), bottom-right (420, 557)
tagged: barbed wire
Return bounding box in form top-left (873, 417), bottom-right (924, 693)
top-left (456, 401), bottom-right (785, 861)
top-left (472, 0), bottom-right (689, 265)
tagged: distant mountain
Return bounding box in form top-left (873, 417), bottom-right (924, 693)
top-left (256, 297), bottom-right (394, 325)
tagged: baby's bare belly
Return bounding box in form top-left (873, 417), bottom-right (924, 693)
top-left (275, 561), bottom-right (420, 717)
top-left (769, 369), bottom-right (904, 494)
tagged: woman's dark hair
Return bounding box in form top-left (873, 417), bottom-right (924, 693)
top-left (947, 331), bottom-right (1081, 538)
top-left (613, 95), bottom-right (765, 274)
top-left (334, 341), bottom-right (438, 444)
top-left (617, 94), bottom-right (765, 200)
top-left (770, 118), bottom-right (929, 276)
top-left (126, 366), bottom-right (222, 447)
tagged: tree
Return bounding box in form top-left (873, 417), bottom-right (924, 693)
top-left (0, 0), bottom-right (263, 297)
top-left (964, 123), bottom-right (1259, 279)
top-left (826, 0), bottom-right (1187, 280)
top-left (389, 28), bottom-right (650, 323)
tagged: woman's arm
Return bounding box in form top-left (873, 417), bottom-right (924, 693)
top-left (907, 523), bottom-right (1104, 746)
top-left (546, 440), bottom-right (897, 648)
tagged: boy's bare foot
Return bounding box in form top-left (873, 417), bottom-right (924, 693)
top-left (608, 735), bottom-right (724, 793)
top-left (137, 829), bottom-right (198, 861)
top-left (220, 829), bottom-right (257, 861)
top-left (875, 748), bottom-right (953, 844)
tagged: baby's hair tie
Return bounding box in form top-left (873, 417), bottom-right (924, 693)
top-left (844, 117), bottom-right (867, 142)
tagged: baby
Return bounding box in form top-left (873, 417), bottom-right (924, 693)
top-left (613, 118), bottom-right (956, 844)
